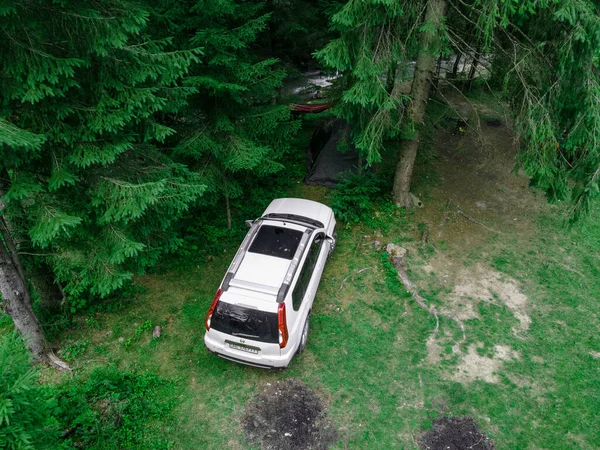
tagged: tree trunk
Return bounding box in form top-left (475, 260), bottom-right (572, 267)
top-left (451, 53), bottom-right (461, 78)
top-left (432, 56), bottom-right (443, 97)
top-left (386, 63), bottom-right (398, 94)
top-left (225, 194), bottom-right (232, 231)
top-left (0, 188), bottom-right (68, 370)
top-left (29, 263), bottom-right (65, 314)
top-left (467, 51), bottom-right (481, 91)
top-left (392, 0), bottom-right (448, 207)
top-left (0, 234), bottom-right (47, 355)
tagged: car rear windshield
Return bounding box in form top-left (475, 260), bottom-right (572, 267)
top-left (210, 302), bottom-right (279, 344)
top-left (248, 225), bottom-right (303, 260)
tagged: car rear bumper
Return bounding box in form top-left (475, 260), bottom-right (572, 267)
top-left (204, 332), bottom-right (293, 369)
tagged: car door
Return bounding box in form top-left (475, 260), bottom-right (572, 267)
top-left (289, 232), bottom-right (323, 339)
top-left (303, 233), bottom-right (328, 306)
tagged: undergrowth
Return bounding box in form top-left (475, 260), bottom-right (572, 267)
top-left (49, 366), bottom-right (175, 450)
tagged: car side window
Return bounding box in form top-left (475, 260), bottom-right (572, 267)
top-left (292, 233), bottom-right (324, 311)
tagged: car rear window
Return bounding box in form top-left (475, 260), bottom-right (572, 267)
top-left (210, 302), bottom-right (278, 344)
top-left (248, 225), bottom-right (303, 260)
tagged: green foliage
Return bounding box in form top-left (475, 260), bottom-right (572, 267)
top-left (49, 366), bottom-right (175, 449)
top-left (316, 0), bottom-right (419, 164)
top-left (0, 0), bottom-right (205, 303)
top-left (60, 339), bottom-right (92, 362)
top-left (458, 0), bottom-right (600, 220)
top-left (330, 172), bottom-right (382, 223)
top-left (260, 0), bottom-right (343, 66)
top-left (156, 0), bottom-right (301, 214)
top-left (0, 334), bottom-right (59, 450)
top-left (135, 320), bottom-right (153, 337)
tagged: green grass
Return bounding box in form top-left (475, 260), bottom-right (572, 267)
top-left (7, 94), bottom-right (599, 448)
top-left (37, 199), bottom-right (600, 449)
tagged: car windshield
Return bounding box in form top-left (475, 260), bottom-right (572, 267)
top-left (247, 225), bottom-right (303, 260)
top-left (210, 302), bottom-right (279, 344)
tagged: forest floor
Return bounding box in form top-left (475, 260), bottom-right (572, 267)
top-left (40, 91), bottom-right (599, 449)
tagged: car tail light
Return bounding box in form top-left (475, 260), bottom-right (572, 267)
top-left (205, 289), bottom-right (222, 331)
top-left (278, 303), bottom-right (289, 348)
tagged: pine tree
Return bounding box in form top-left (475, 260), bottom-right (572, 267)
top-left (494, 0), bottom-right (600, 221)
top-left (315, 0), bottom-right (418, 166)
top-left (318, 0), bottom-right (600, 217)
top-left (261, 0), bottom-right (343, 66)
top-left (392, 0), bottom-right (448, 208)
top-left (155, 0), bottom-right (300, 226)
top-left (0, 0), bottom-right (204, 358)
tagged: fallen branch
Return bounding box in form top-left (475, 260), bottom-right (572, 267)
top-left (339, 277), bottom-right (349, 291)
top-left (390, 247), bottom-right (465, 344)
top-left (456, 208), bottom-right (502, 234)
top-left (43, 352), bottom-right (70, 371)
top-left (339, 267), bottom-right (373, 291)
top-left (438, 200), bottom-right (452, 237)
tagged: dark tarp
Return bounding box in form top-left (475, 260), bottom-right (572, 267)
top-left (304, 119), bottom-right (360, 188)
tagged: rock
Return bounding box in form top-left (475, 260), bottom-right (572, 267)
top-left (118, 337), bottom-right (124, 343)
top-left (386, 244), bottom-right (407, 270)
top-left (152, 326), bottom-right (162, 339)
top-left (409, 193), bottom-right (424, 208)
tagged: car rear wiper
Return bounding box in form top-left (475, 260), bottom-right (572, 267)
top-left (231, 332), bottom-right (260, 338)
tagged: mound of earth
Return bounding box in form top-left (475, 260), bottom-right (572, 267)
top-left (420, 417), bottom-right (495, 450)
top-left (242, 379), bottom-right (337, 450)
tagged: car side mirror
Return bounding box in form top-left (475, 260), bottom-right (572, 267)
top-left (326, 235), bottom-right (335, 243)
top-left (245, 220), bottom-right (253, 228)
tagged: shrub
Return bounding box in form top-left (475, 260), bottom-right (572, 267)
top-left (0, 333), bottom-right (59, 450)
top-left (50, 366), bottom-right (175, 449)
top-left (330, 172), bottom-right (382, 223)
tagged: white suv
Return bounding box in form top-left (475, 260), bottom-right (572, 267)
top-left (204, 198), bottom-right (336, 369)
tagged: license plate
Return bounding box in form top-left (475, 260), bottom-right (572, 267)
top-left (226, 341), bottom-right (259, 354)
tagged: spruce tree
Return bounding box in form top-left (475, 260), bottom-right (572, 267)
top-left (315, 0), bottom-right (418, 166)
top-left (0, 0), bottom-right (204, 359)
top-left (155, 0), bottom-right (300, 226)
top-left (495, 0), bottom-right (600, 220)
top-left (318, 0), bottom-right (600, 218)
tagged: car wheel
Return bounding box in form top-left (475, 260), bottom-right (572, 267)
top-left (327, 231), bottom-right (337, 259)
top-left (297, 316), bottom-right (310, 354)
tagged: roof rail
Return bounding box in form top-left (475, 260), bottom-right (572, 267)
top-left (261, 213), bottom-right (323, 229)
top-left (277, 229), bottom-right (312, 303)
top-left (222, 221), bottom-right (261, 291)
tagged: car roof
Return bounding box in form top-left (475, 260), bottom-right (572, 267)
top-left (234, 252), bottom-right (291, 292)
top-left (262, 198), bottom-right (333, 229)
top-left (222, 220), bottom-right (310, 304)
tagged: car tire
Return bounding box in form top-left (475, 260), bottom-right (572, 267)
top-left (327, 231), bottom-right (337, 259)
top-left (297, 315), bottom-right (310, 354)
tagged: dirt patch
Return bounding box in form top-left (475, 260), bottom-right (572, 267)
top-left (242, 379), bottom-right (337, 450)
top-left (420, 256), bottom-right (530, 334)
top-left (453, 343), bottom-right (520, 384)
top-left (448, 263), bottom-right (530, 332)
top-left (419, 416), bottom-right (495, 450)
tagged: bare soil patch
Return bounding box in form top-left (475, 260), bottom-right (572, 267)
top-left (453, 343), bottom-right (520, 384)
top-left (422, 258), bottom-right (531, 333)
top-left (419, 416), bottom-right (495, 450)
top-left (242, 379), bottom-right (337, 450)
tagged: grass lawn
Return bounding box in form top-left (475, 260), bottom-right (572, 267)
top-left (33, 95), bottom-right (600, 449)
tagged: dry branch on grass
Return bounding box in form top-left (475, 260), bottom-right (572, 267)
top-left (456, 208), bottom-right (502, 234)
top-left (387, 245), bottom-right (465, 343)
top-left (437, 200), bottom-right (502, 237)
top-left (339, 266), bottom-right (373, 291)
